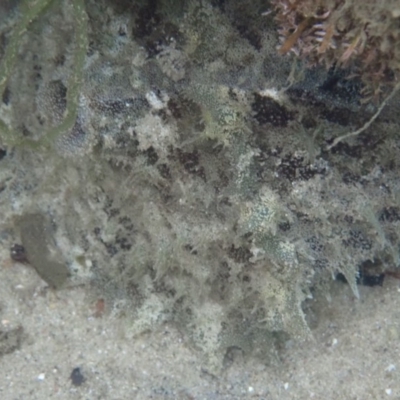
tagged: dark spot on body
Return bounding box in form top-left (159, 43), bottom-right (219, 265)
top-left (235, 24), bottom-right (262, 50)
top-left (118, 216), bottom-right (134, 231)
top-left (227, 245), bottom-right (251, 263)
top-left (278, 222), bottom-right (291, 231)
top-left (320, 107), bottom-right (352, 126)
top-left (342, 230), bottom-right (372, 251)
top-left (327, 140), bottom-right (362, 158)
top-left (144, 146), bottom-right (159, 165)
top-left (96, 98), bottom-right (134, 115)
top-left (104, 242), bottom-right (118, 257)
top-left (252, 93), bottom-right (294, 127)
top-left (175, 149), bottom-right (206, 180)
top-left (306, 236), bottom-right (324, 252)
top-left (277, 154), bottom-right (326, 181)
top-left (116, 235), bottom-right (132, 251)
top-left (342, 171), bottom-right (364, 185)
top-left (379, 207), bottom-right (400, 223)
top-left (158, 163), bottom-right (171, 179)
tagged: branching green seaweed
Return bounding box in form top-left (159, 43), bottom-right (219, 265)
top-left (0, 0), bottom-right (88, 150)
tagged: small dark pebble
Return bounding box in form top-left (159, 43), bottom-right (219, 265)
top-left (70, 367), bottom-right (85, 386)
top-left (10, 244), bottom-right (28, 263)
top-left (0, 148), bottom-right (6, 160)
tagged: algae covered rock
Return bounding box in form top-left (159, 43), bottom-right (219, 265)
top-left (18, 213), bottom-right (70, 289)
top-left (1, 0), bottom-right (400, 373)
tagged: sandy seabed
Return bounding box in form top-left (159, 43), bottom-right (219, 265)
top-left (0, 257), bottom-right (399, 400)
